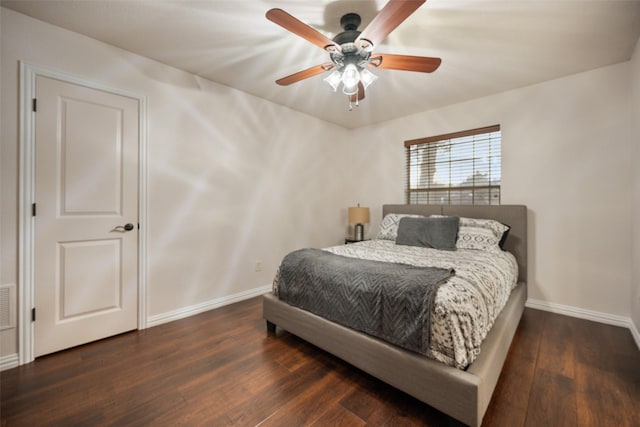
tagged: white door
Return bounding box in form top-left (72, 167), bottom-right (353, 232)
top-left (34, 75), bottom-right (139, 357)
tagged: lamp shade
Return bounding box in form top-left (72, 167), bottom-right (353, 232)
top-left (348, 206), bottom-right (370, 224)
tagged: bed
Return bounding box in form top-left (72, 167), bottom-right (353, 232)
top-left (262, 204), bottom-right (527, 426)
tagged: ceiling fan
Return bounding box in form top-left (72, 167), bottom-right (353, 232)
top-left (266, 0), bottom-right (441, 109)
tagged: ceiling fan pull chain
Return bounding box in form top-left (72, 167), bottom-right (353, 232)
top-left (348, 93), bottom-right (360, 111)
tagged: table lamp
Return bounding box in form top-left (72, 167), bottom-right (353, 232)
top-left (348, 204), bottom-right (370, 241)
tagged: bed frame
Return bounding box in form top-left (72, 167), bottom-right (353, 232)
top-left (263, 204), bottom-right (527, 426)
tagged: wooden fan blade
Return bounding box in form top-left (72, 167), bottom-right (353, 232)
top-left (370, 53), bottom-right (441, 73)
top-left (348, 82), bottom-right (366, 103)
top-left (276, 63), bottom-right (334, 86)
top-left (356, 0), bottom-right (426, 49)
top-left (267, 8), bottom-right (339, 51)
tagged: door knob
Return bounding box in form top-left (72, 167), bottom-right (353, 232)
top-left (123, 223), bottom-right (134, 231)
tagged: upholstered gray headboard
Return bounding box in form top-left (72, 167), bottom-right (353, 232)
top-left (382, 204), bottom-right (528, 284)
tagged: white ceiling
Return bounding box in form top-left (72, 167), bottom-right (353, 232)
top-left (3, 0), bottom-right (640, 129)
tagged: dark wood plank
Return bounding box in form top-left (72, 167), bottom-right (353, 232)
top-left (572, 320), bottom-right (640, 427)
top-left (525, 370), bottom-right (577, 427)
top-left (482, 308), bottom-right (545, 426)
top-left (311, 404), bottom-right (366, 427)
top-left (257, 366), bottom-right (356, 426)
top-left (482, 356), bottom-right (536, 426)
top-left (575, 362), bottom-right (637, 427)
top-left (339, 371), bottom-right (454, 426)
top-left (2, 300), bottom-right (639, 427)
top-left (535, 311), bottom-right (577, 378)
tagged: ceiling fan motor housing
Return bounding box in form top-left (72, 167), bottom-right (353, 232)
top-left (333, 13), bottom-right (363, 46)
top-left (333, 30), bottom-right (360, 46)
top-left (330, 13), bottom-right (373, 71)
top-left (340, 13), bottom-right (361, 30)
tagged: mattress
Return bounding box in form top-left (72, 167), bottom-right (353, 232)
top-left (274, 239), bottom-right (518, 369)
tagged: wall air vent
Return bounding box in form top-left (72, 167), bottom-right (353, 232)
top-left (0, 284), bottom-right (16, 330)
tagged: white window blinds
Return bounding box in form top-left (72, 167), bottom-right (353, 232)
top-left (405, 125), bottom-right (501, 205)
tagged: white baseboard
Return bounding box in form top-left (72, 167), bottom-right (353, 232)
top-left (147, 284), bottom-right (272, 328)
top-left (526, 298), bottom-right (630, 327)
top-left (526, 298), bottom-right (640, 350)
top-left (0, 353), bottom-right (19, 372)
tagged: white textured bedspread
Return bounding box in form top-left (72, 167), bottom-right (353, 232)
top-left (322, 240), bottom-right (519, 369)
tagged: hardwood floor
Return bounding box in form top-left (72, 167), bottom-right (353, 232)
top-left (2, 297), bottom-right (639, 426)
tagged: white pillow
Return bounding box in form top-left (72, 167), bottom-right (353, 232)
top-left (432, 215), bottom-right (509, 251)
top-left (458, 217), bottom-right (509, 251)
top-left (377, 213), bottom-right (424, 241)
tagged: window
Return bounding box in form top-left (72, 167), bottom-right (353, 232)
top-left (405, 125), bottom-right (501, 205)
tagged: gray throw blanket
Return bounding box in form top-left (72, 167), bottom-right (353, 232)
top-left (277, 248), bottom-right (455, 354)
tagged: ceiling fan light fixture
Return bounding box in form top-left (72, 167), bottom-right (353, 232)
top-left (323, 70), bottom-right (341, 91)
top-left (359, 68), bottom-right (378, 89)
top-left (342, 84), bottom-right (359, 96)
top-left (340, 64), bottom-right (360, 89)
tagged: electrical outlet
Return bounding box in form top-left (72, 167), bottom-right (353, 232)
top-left (255, 261), bottom-right (262, 272)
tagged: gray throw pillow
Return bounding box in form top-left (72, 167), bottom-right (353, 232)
top-left (396, 216), bottom-right (459, 251)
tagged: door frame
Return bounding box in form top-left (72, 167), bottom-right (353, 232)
top-left (18, 62), bottom-right (148, 364)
